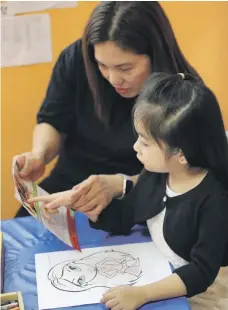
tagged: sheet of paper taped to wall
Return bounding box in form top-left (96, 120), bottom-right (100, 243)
top-left (1, 1), bottom-right (77, 16)
top-left (1, 14), bottom-right (52, 67)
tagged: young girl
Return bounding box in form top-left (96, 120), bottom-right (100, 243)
top-left (89, 73), bottom-right (228, 310)
top-left (30, 73), bottom-right (228, 309)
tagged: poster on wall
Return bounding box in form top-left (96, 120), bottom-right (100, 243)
top-left (1, 14), bottom-right (52, 67)
top-left (1, 1), bottom-right (77, 16)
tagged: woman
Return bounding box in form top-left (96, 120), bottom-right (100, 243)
top-left (15, 1), bottom-right (201, 217)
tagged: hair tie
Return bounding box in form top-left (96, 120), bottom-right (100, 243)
top-left (178, 73), bottom-right (185, 80)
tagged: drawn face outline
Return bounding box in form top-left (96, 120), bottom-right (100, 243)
top-left (48, 251), bottom-right (142, 292)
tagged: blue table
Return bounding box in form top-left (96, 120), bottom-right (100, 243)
top-left (1, 213), bottom-right (190, 310)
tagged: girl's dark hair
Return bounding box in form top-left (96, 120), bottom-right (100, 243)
top-left (82, 1), bottom-right (202, 121)
top-left (133, 72), bottom-right (228, 190)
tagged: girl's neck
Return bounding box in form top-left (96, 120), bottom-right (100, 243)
top-left (168, 168), bottom-right (208, 195)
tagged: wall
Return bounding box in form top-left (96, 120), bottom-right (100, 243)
top-left (1, 1), bottom-right (228, 219)
top-left (162, 1), bottom-right (228, 125)
top-left (1, 1), bottom-right (99, 219)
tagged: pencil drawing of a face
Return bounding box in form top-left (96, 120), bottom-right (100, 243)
top-left (48, 250), bottom-right (142, 292)
top-left (63, 262), bottom-right (97, 287)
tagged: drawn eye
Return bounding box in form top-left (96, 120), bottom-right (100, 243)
top-left (77, 275), bottom-right (85, 285)
top-left (68, 264), bottom-right (80, 271)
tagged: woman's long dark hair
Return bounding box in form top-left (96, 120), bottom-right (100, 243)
top-left (82, 1), bottom-right (202, 122)
top-left (133, 73), bottom-right (228, 190)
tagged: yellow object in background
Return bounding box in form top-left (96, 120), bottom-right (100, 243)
top-left (0, 291), bottom-right (25, 310)
top-left (1, 1), bottom-right (228, 219)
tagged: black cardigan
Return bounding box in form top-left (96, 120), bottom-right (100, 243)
top-left (90, 170), bottom-right (228, 297)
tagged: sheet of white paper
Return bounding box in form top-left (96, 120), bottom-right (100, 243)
top-left (4, 1), bottom-right (77, 16)
top-left (35, 242), bottom-right (171, 309)
top-left (1, 14), bottom-right (52, 67)
top-left (54, 1), bottom-right (78, 9)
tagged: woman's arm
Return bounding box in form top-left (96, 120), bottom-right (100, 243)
top-left (32, 123), bottom-right (64, 164)
top-left (14, 124), bottom-right (64, 182)
top-left (15, 44), bottom-right (79, 181)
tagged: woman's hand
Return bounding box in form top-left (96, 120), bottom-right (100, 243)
top-left (28, 191), bottom-right (72, 220)
top-left (30, 174), bottom-right (124, 216)
top-left (68, 174), bottom-right (123, 216)
top-left (28, 174), bottom-right (123, 218)
top-left (101, 286), bottom-right (147, 310)
top-left (28, 189), bottom-right (99, 222)
top-left (13, 152), bottom-right (45, 182)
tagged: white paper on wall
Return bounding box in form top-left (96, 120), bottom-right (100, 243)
top-left (1, 14), bottom-right (52, 67)
top-left (3, 1), bottom-right (77, 16)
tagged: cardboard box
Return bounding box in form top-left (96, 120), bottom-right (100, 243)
top-left (0, 291), bottom-right (24, 310)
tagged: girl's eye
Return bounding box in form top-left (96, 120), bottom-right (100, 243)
top-left (139, 138), bottom-right (149, 147)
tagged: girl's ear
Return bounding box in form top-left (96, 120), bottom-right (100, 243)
top-left (178, 150), bottom-right (188, 165)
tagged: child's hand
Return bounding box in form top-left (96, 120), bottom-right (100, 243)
top-left (101, 285), bottom-right (147, 310)
top-left (28, 190), bottom-right (72, 220)
top-left (28, 190), bottom-right (98, 222)
top-left (28, 190), bottom-right (73, 208)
